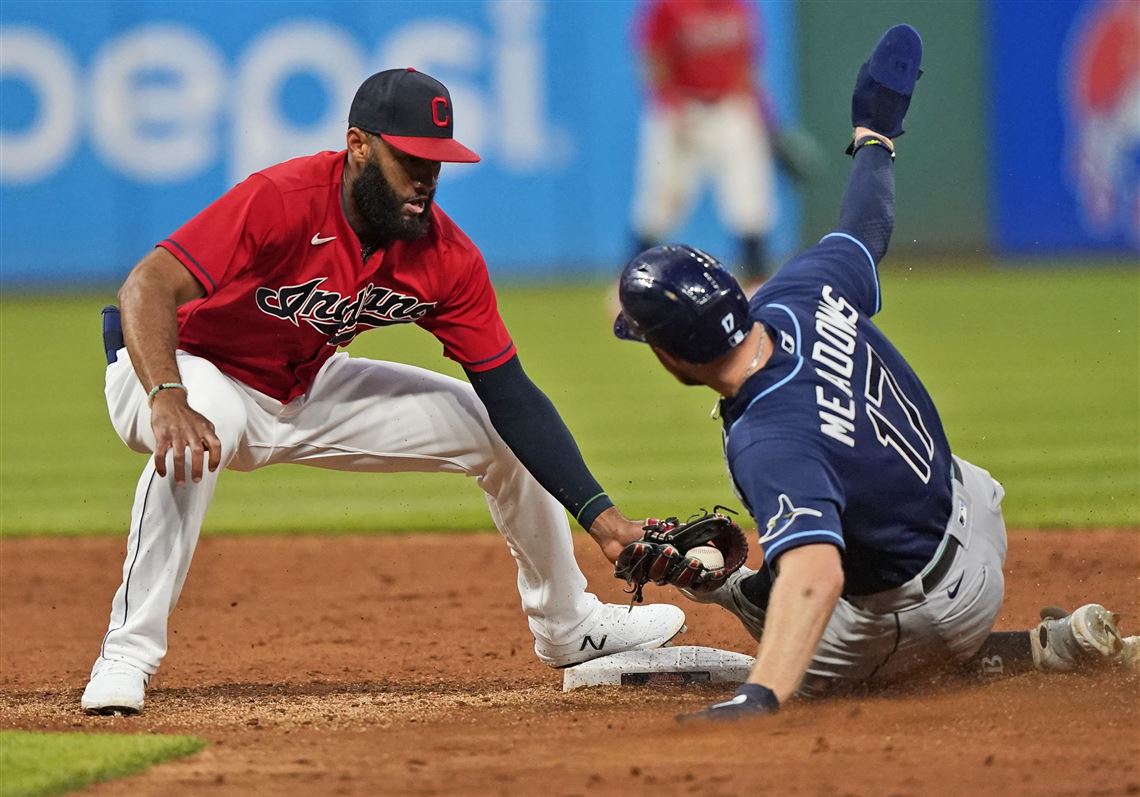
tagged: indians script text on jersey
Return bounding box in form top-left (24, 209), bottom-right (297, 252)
top-left (159, 150), bottom-right (515, 402)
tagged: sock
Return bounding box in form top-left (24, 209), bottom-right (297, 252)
top-left (960, 631), bottom-right (1034, 679)
top-left (739, 566), bottom-right (775, 610)
top-left (740, 235), bottom-right (767, 280)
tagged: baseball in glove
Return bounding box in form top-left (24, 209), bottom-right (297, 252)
top-left (615, 506), bottom-right (748, 602)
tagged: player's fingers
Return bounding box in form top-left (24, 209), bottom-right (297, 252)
top-left (204, 430), bottom-right (222, 472)
top-left (171, 439), bottom-right (187, 484)
top-left (189, 438), bottom-right (206, 483)
top-left (629, 544), bottom-right (658, 581)
top-left (153, 438), bottom-right (169, 478)
top-left (617, 542), bottom-right (649, 584)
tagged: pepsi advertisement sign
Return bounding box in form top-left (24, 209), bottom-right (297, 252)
top-left (989, 0), bottom-right (1139, 255)
top-left (0, 1), bottom-right (801, 284)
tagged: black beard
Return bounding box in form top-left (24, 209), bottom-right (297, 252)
top-left (350, 158), bottom-right (434, 245)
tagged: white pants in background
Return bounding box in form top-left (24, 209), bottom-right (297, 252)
top-left (631, 94), bottom-right (776, 241)
top-left (99, 349), bottom-right (603, 675)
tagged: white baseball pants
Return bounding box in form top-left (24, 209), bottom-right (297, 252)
top-left (631, 95), bottom-right (776, 240)
top-left (97, 349), bottom-right (604, 675)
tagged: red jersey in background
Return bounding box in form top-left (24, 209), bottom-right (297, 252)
top-left (638, 0), bottom-right (759, 104)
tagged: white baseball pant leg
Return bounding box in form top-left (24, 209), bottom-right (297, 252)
top-left (630, 103), bottom-right (704, 241)
top-left (798, 456), bottom-right (1008, 697)
top-left (97, 350), bottom-right (601, 674)
top-left (99, 350), bottom-right (252, 674)
top-left (258, 353), bottom-right (602, 648)
top-left (704, 95), bottom-right (776, 237)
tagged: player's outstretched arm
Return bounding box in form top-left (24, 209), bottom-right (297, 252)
top-left (118, 248), bottom-right (220, 483)
top-left (744, 544), bottom-right (844, 701)
top-left (835, 132), bottom-right (896, 264)
top-left (466, 356), bottom-right (641, 558)
top-left (678, 543), bottom-right (843, 721)
top-left (833, 24), bottom-right (923, 265)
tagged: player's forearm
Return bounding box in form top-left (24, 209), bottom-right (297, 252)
top-left (118, 250), bottom-right (199, 391)
top-left (746, 545), bottom-right (843, 702)
top-left (836, 135), bottom-right (896, 264)
top-left (465, 356), bottom-right (614, 530)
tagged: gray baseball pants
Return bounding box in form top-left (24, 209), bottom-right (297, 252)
top-left (798, 456), bottom-right (1008, 696)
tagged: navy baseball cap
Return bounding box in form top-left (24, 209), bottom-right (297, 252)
top-left (348, 67), bottom-right (480, 163)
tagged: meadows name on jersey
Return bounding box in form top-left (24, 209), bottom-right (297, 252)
top-left (810, 285), bottom-right (860, 448)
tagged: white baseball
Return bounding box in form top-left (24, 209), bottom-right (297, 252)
top-left (687, 544), bottom-right (724, 570)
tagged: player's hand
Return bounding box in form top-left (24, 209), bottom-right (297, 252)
top-left (149, 391), bottom-right (221, 483)
top-left (676, 683), bottom-right (780, 723)
top-left (615, 509), bottom-right (749, 599)
top-left (587, 507), bottom-right (646, 564)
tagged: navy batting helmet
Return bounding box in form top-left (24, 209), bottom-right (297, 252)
top-left (613, 245), bottom-right (750, 363)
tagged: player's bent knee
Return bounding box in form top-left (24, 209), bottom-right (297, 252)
top-left (192, 399), bottom-right (246, 451)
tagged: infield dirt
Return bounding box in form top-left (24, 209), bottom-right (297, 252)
top-left (2, 530), bottom-right (1137, 796)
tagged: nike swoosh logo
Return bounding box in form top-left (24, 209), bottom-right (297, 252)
top-left (311, 233), bottom-right (336, 245)
top-left (709, 694), bottom-right (749, 710)
top-left (947, 572), bottom-right (965, 599)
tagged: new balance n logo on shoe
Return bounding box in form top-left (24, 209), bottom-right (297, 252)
top-left (579, 635), bottom-right (607, 652)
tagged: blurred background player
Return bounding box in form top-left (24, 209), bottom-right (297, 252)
top-left (630, 0), bottom-right (780, 283)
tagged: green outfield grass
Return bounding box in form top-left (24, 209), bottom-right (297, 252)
top-left (0, 730), bottom-right (204, 797)
top-left (0, 264), bottom-right (1137, 536)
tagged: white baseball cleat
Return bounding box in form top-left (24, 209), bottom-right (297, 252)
top-left (680, 566), bottom-right (766, 643)
top-left (81, 658), bottom-right (150, 715)
top-left (535, 602), bottom-right (686, 668)
top-left (1030, 604), bottom-right (1124, 673)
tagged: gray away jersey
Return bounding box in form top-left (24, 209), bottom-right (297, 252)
top-left (719, 233), bottom-right (953, 596)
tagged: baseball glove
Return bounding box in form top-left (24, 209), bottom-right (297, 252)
top-left (615, 507), bottom-right (748, 601)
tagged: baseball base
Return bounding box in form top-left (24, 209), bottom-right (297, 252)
top-left (561, 645), bottom-right (755, 692)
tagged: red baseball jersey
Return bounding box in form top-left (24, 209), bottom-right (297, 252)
top-left (159, 150), bottom-right (515, 402)
top-left (638, 0), bottom-right (758, 102)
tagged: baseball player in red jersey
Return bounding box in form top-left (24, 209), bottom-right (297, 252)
top-left (631, 0), bottom-right (778, 280)
top-left (82, 68), bottom-right (685, 715)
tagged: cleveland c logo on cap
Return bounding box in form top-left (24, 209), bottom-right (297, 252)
top-left (431, 97), bottom-right (450, 128)
top-left (348, 68), bottom-right (479, 162)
